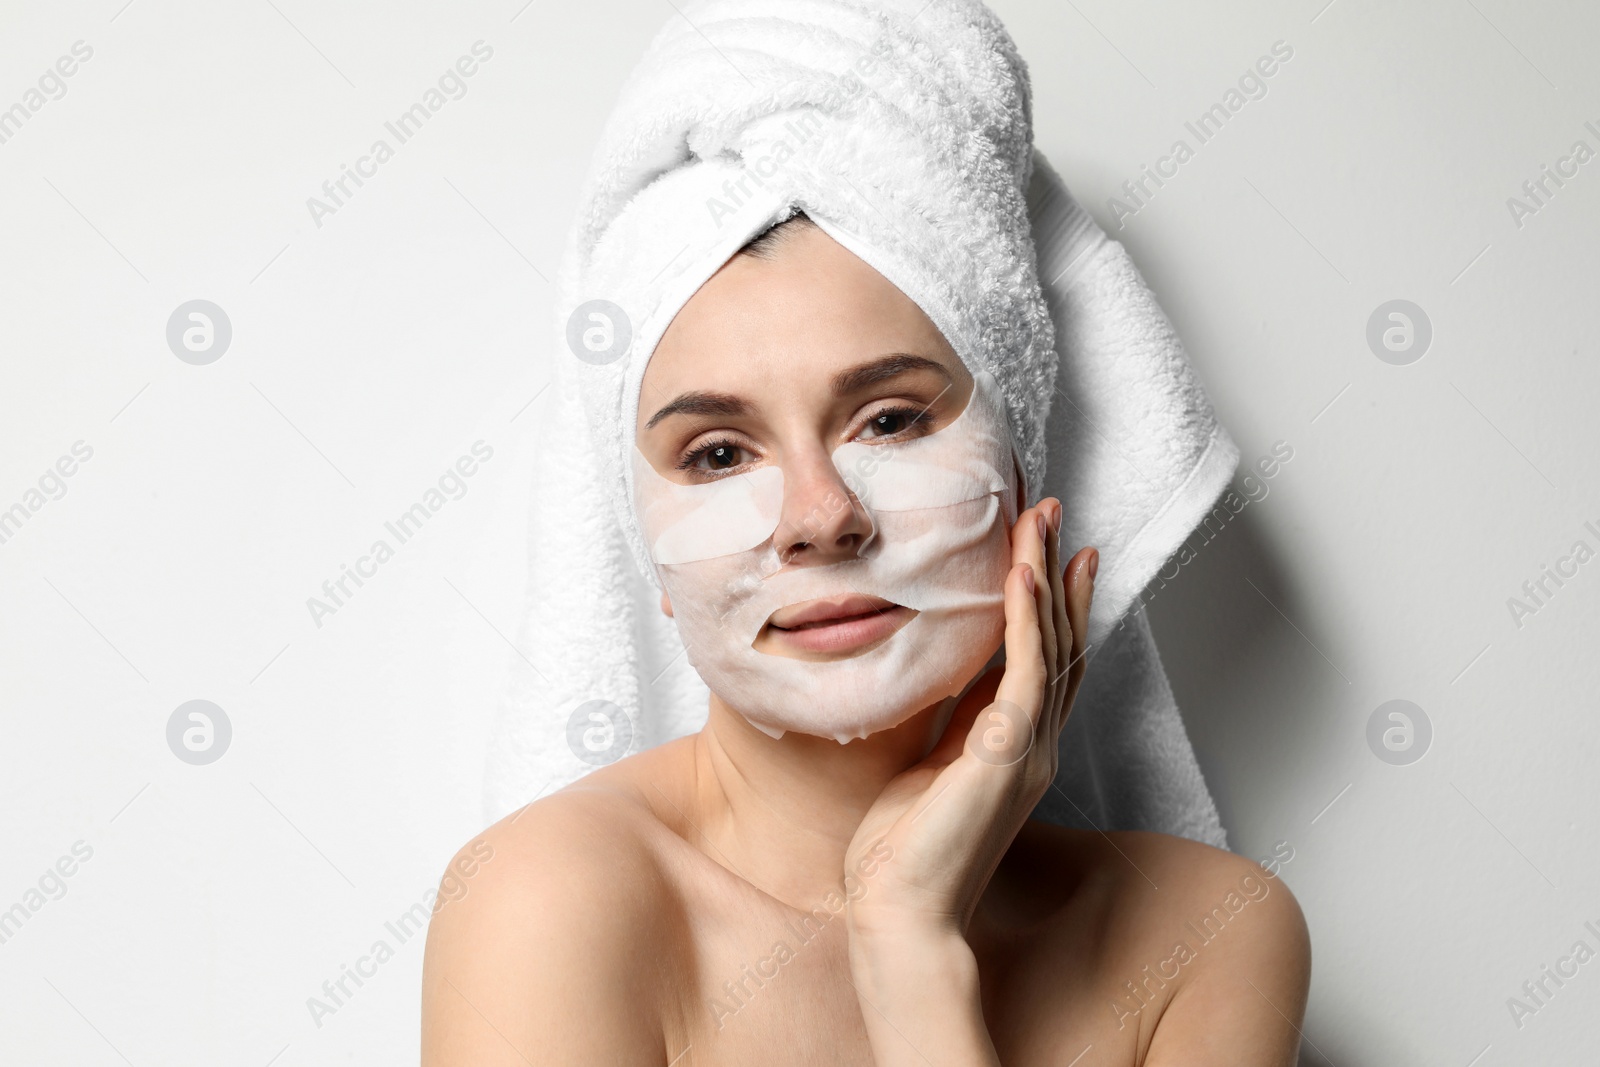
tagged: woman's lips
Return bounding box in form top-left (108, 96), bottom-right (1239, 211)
top-left (757, 594), bottom-right (916, 659)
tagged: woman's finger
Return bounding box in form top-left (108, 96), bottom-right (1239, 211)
top-left (1061, 548), bottom-right (1096, 712)
top-left (993, 561), bottom-right (1046, 722)
top-left (1044, 501), bottom-right (1070, 731)
top-left (948, 509), bottom-right (1057, 770)
top-left (1028, 505), bottom-right (1058, 701)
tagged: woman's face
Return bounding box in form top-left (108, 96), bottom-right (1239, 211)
top-left (634, 222), bottom-right (1014, 741)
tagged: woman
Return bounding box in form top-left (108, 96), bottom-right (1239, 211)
top-left (422, 211), bottom-right (1309, 1063)
top-left (424, 2), bottom-right (1309, 1062)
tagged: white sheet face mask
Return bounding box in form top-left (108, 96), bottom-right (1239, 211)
top-left (631, 371), bottom-right (1019, 742)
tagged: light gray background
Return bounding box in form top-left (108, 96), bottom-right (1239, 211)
top-left (1, 0), bottom-right (1595, 1063)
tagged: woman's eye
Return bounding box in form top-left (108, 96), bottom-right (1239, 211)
top-left (860, 407), bottom-right (927, 440)
top-left (701, 445), bottom-right (743, 469)
top-left (678, 440), bottom-right (751, 474)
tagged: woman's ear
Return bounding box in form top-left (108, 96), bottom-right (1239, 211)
top-left (660, 591), bottom-right (674, 618)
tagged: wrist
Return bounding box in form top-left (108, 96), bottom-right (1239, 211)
top-left (845, 921), bottom-right (997, 1066)
top-left (846, 893), bottom-right (960, 942)
top-left (847, 911), bottom-right (979, 996)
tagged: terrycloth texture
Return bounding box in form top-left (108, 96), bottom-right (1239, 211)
top-left (1028, 152), bottom-right (1241, 656)
top-left (565, 0), bottom-right (1053, 585)
top-left (484, 0), bottom-right (1233, 850)
top-left (1026, 154), bottom-right (1235, 846)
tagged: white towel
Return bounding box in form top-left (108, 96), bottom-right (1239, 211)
top-left (484, 0), bottom-right (1232, 850)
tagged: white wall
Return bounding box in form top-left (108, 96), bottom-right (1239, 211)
top-left (1, 0), bottom-right (1594, 1063)
top-left (990, 2), bottom-right (1600, 1063)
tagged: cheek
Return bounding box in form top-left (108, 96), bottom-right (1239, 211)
top-left (657, 551), bottom-right (769, 641)
top-left (656, 494), bottom-right (1013, 668)
top-left (871, 503), bottom-right (1011, 698)
top-left (868, 496), bottom-right (1012, 647)
top-left (949, 517), bottom-right (1012, 660)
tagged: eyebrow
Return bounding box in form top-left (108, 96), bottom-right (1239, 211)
top-left (645, 391), bottom-right (751, 430)
top-left (644, 353), bottom-right (949, 430)
top-left (831, 353), bottom-right (950, 396)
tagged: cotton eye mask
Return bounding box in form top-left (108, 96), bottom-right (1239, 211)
top-left (630, 371), bottom-right (1019, 742)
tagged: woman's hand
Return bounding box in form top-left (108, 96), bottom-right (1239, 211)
top-left (845, 495), bottom-right (1095, 935)
top-left (841, 497), bottom-right (1095, 1065)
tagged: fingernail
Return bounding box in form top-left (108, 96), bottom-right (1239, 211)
top-left (1035, 513), bottom-right (1048, 540)
top-left (1021, 565), bottom-right (1036, 594)
top-left (1088, 549), bottom-right (1099, 581)
top-left (1051, 502), bottom-right (1062, 532)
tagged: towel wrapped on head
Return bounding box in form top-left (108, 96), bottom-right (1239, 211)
top-left (487, 0), bottom-right (1237, 849)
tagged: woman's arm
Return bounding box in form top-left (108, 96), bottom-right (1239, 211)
top-left (846, 911), bottom-right (1000, 1065)
top-left (842, 498), bottom-right (1094, 1066)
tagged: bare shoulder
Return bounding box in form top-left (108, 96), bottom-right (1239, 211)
top-left (994, 824), bottom-right (1310, 1066)
top-left (1114, 831), bottom-right (1310, 1066)
top-left (421, 778), bottom-right (682, 1065)
top-left (1090, 830), bottom-right (1309, 959)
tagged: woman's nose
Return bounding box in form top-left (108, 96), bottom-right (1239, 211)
top-left (773, 452), bottom-right (875, 564)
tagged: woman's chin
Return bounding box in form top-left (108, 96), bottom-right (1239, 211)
top-left (724, 634), bottom-right (1005, 746)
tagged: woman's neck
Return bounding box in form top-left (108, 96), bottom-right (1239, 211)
top-left (683, 695), bottom-right (954, 910)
